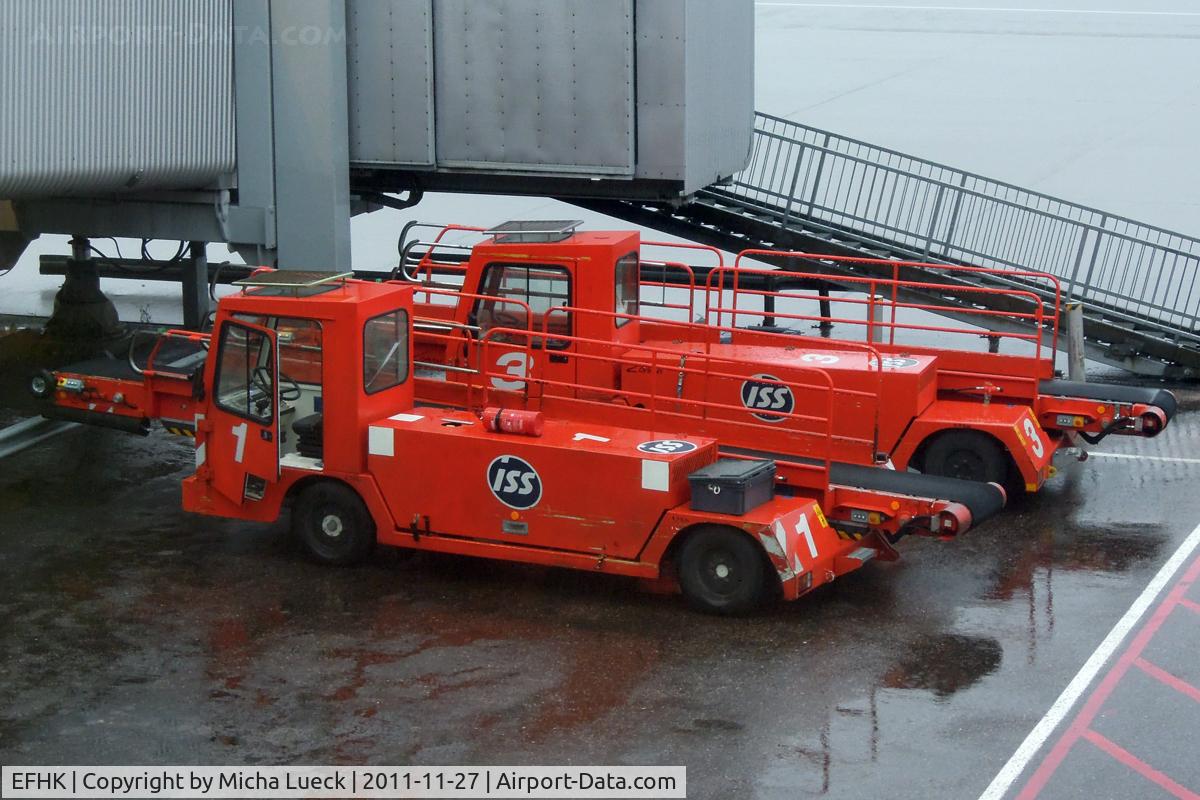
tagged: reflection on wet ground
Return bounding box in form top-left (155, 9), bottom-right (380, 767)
top-left (1, 329), bottom-right (1199, 798)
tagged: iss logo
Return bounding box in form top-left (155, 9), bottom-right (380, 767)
top-left (740, 373), bottom-right (794, 423)
top-left (487, 455), bottom-right (543, 509)
top-left (637, 439), bottom-right (698, 455)
top-left (869, 356), bottom-right (920, 369)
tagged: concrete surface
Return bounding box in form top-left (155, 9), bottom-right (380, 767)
top-left (0, 378), bottom-right (1197, 798)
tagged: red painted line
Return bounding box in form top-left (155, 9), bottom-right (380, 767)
top-left (1134, 657), bottom-right (1200, 705)
top-left (1180, 598), bottom-right (1200, 616)
top-left (1016, 554), bottom-right (1200, 800)
top-left (1081, 729), bottom-right (1200, 800)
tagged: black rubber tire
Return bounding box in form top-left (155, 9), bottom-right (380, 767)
top-left (676, 526), bottom-right (770, 615)
top-left (29, 369), bottom-right (55, 399)
top-left (923, 430), bottom-right (1008, 485)
top-left (292, 482), bottom-right (376, 566)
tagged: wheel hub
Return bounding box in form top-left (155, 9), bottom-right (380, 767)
top-left (321, 513), bottom-right (344, 538)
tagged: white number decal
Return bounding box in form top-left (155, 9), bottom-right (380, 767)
top-left (231, 422), bottom-right (248, 464)
top-left (795, 514), bottom-right (819, 559)
top-left (491, 352), bottom-right (532, 391)
top-left (800, 353), bottom-right (840, 365)
top-left (1023, 417), bottom-right (1045, 459)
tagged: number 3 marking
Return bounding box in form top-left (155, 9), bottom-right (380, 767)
top-left (1023, 417), bottom-right (1045, 459)
top-left (491, 352), bottom-right (532, 391)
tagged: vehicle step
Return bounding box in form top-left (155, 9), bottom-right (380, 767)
top-left (846, 546), bottom-right (876, 563)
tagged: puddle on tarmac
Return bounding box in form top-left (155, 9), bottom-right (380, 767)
top-left (880, 633), bottom-right (1003, 699)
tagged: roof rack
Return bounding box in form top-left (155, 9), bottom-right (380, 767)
top-left (486, 220), bottom-right (582, 244)
top-left (233, 270), bottom-right (353, 297)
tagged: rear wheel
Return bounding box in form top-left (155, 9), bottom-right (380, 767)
top-left (292, 482), bottom-right (376, 565)
top-left (923, 430), bottom-right (1008, 484)
top-left (676, 526), bottom-right (771, 615)
top-left (29, 369), bottom-right (54, 399)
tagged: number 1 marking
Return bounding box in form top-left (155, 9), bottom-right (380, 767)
top-left (231, 422), bottom-right (247, 464)
top-left (796, 514), bottom-right (819, 559)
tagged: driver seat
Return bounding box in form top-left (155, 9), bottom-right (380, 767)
top-left (292, 413), bottom-right (323, 460)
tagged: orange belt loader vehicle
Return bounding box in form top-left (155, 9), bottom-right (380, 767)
top-left (396, 221), bottom-right (1174, 492)
top-left (31, 272), bottom-right (992, 614)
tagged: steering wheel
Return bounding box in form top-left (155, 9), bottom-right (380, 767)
top-left (489, 309), bottom-right (524, 329)
top-left (251, 366), bottom-right (302, 402)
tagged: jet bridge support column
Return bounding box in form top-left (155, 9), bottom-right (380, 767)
top-left (267, 0), bottom-right (352, 271)
top-left (44, 237), bottom-right (122, 344)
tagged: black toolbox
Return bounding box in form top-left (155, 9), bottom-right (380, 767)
top-left (688, 459), bottom-right (776, 516)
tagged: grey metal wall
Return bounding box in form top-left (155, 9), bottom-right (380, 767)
top-left (347, 0), bottom-right (435, 166)
top-left (633, 0), bottom-right (755, 193)
top-left (346, 0), bottom-right (754, 191)
top-left (0, 0), bottom-right (235, 198)
top-left (433, 0), bottom-right (635, 174)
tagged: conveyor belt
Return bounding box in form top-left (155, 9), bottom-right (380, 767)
top-left (721, 446), bottom-right (1005, 525)
top-left (828, 462), bottom-right (1006, 526)
top-left (1038, 379), bottom-right (1177, 421)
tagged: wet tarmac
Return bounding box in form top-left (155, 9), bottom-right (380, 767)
top-left (1, 327), bottom-right (1198, 797)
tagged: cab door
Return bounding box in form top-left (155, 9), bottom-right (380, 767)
top-left (470, 261), bottom-right (579, 400)
top-left (206, 320), bottom-right (280, 505)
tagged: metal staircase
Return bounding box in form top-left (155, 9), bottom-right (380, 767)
top-left (575, 112), bottom-right (1200, 379)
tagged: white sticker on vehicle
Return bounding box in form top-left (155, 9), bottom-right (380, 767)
top-left (1023, 417), bottom-right (1045, 459)
top-left (491, 352), bottom-right (532, 391)
top-left (800, 353), bottom-right (840, 365)
top-left (637, 439), bottom-right (698, 455)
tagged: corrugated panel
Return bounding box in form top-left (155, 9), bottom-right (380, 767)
top-left (683, 0), bottom-right (755, 193)
top-left (433, 0), bottom-right (635, 175)
top-left (346, 0), bottom-right (435, 166)
top-left (634, 0), bottom-right (754, 192)
top-left (0, 0), bottom-right (235, 197)
top-left (634, 0), bottom-right (687, 182)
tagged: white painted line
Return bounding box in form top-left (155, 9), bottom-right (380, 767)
top-left (1087, 452), bottom-right (1200, 465)
top-left (755, 3), bottom-right (1200, 17)
top-left (977, 518), bottom-right (1200, 800)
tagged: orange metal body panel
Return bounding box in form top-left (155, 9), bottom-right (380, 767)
top-left (403, 226), bottom-right (1176, 494)
top-left (45, 273), bottom-right (878, 606)
top-left (366, 410), bottom-right (711, 560)
top-left (888, 400), bottom-right (1055, 491)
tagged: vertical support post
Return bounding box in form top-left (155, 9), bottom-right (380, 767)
top-left (269, 0), bottom-right (352, 270)
top-left (922, 185), bottom-right (946, 259)
top-left (868, 289), bottom-right (884, 343)
top-left (1066, 302), bottom-right (1086, 382)
top-left (818, 287), bottom-right (833, 336)
top-left (763, 277), bottom-right (776, 328)
top-left (181, 242), bottom-right (210, 330)
top-left (804, 133), bottom-right (832, 216)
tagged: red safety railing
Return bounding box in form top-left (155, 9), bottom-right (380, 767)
top-left (540, 305), bottom-right (880, 459)
top-left (477, 326), bottom-right (840, 505)
top-left (711, 254), bottom-right (1059, 363)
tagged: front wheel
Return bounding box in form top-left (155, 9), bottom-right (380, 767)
top-left (676, 526), bottom-right (771, 615)
top-left (922, 430), bottom-right (1008, 484)
top-left (292, 482), bottom-right (376, 565)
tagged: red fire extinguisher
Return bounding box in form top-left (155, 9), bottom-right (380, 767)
top-left (482, 407), bottom-right (544, 437)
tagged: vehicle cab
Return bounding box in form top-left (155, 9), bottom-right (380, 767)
top-left (185, 272), bottom-right (415, 521)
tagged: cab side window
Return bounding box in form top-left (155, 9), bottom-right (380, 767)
top-left (214, 323), bottom-right (274, 424)
top-left (614, 252), bottom-right (639, 327)
top-left (473, 263), bottom-right (571, 347)
top-left (364, 309), bottom-right (410, 394)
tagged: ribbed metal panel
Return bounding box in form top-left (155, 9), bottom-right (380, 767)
top-left (432, 0), bottom-right (635, 174)
top-left (0, 0), bottom-right (235, 197)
